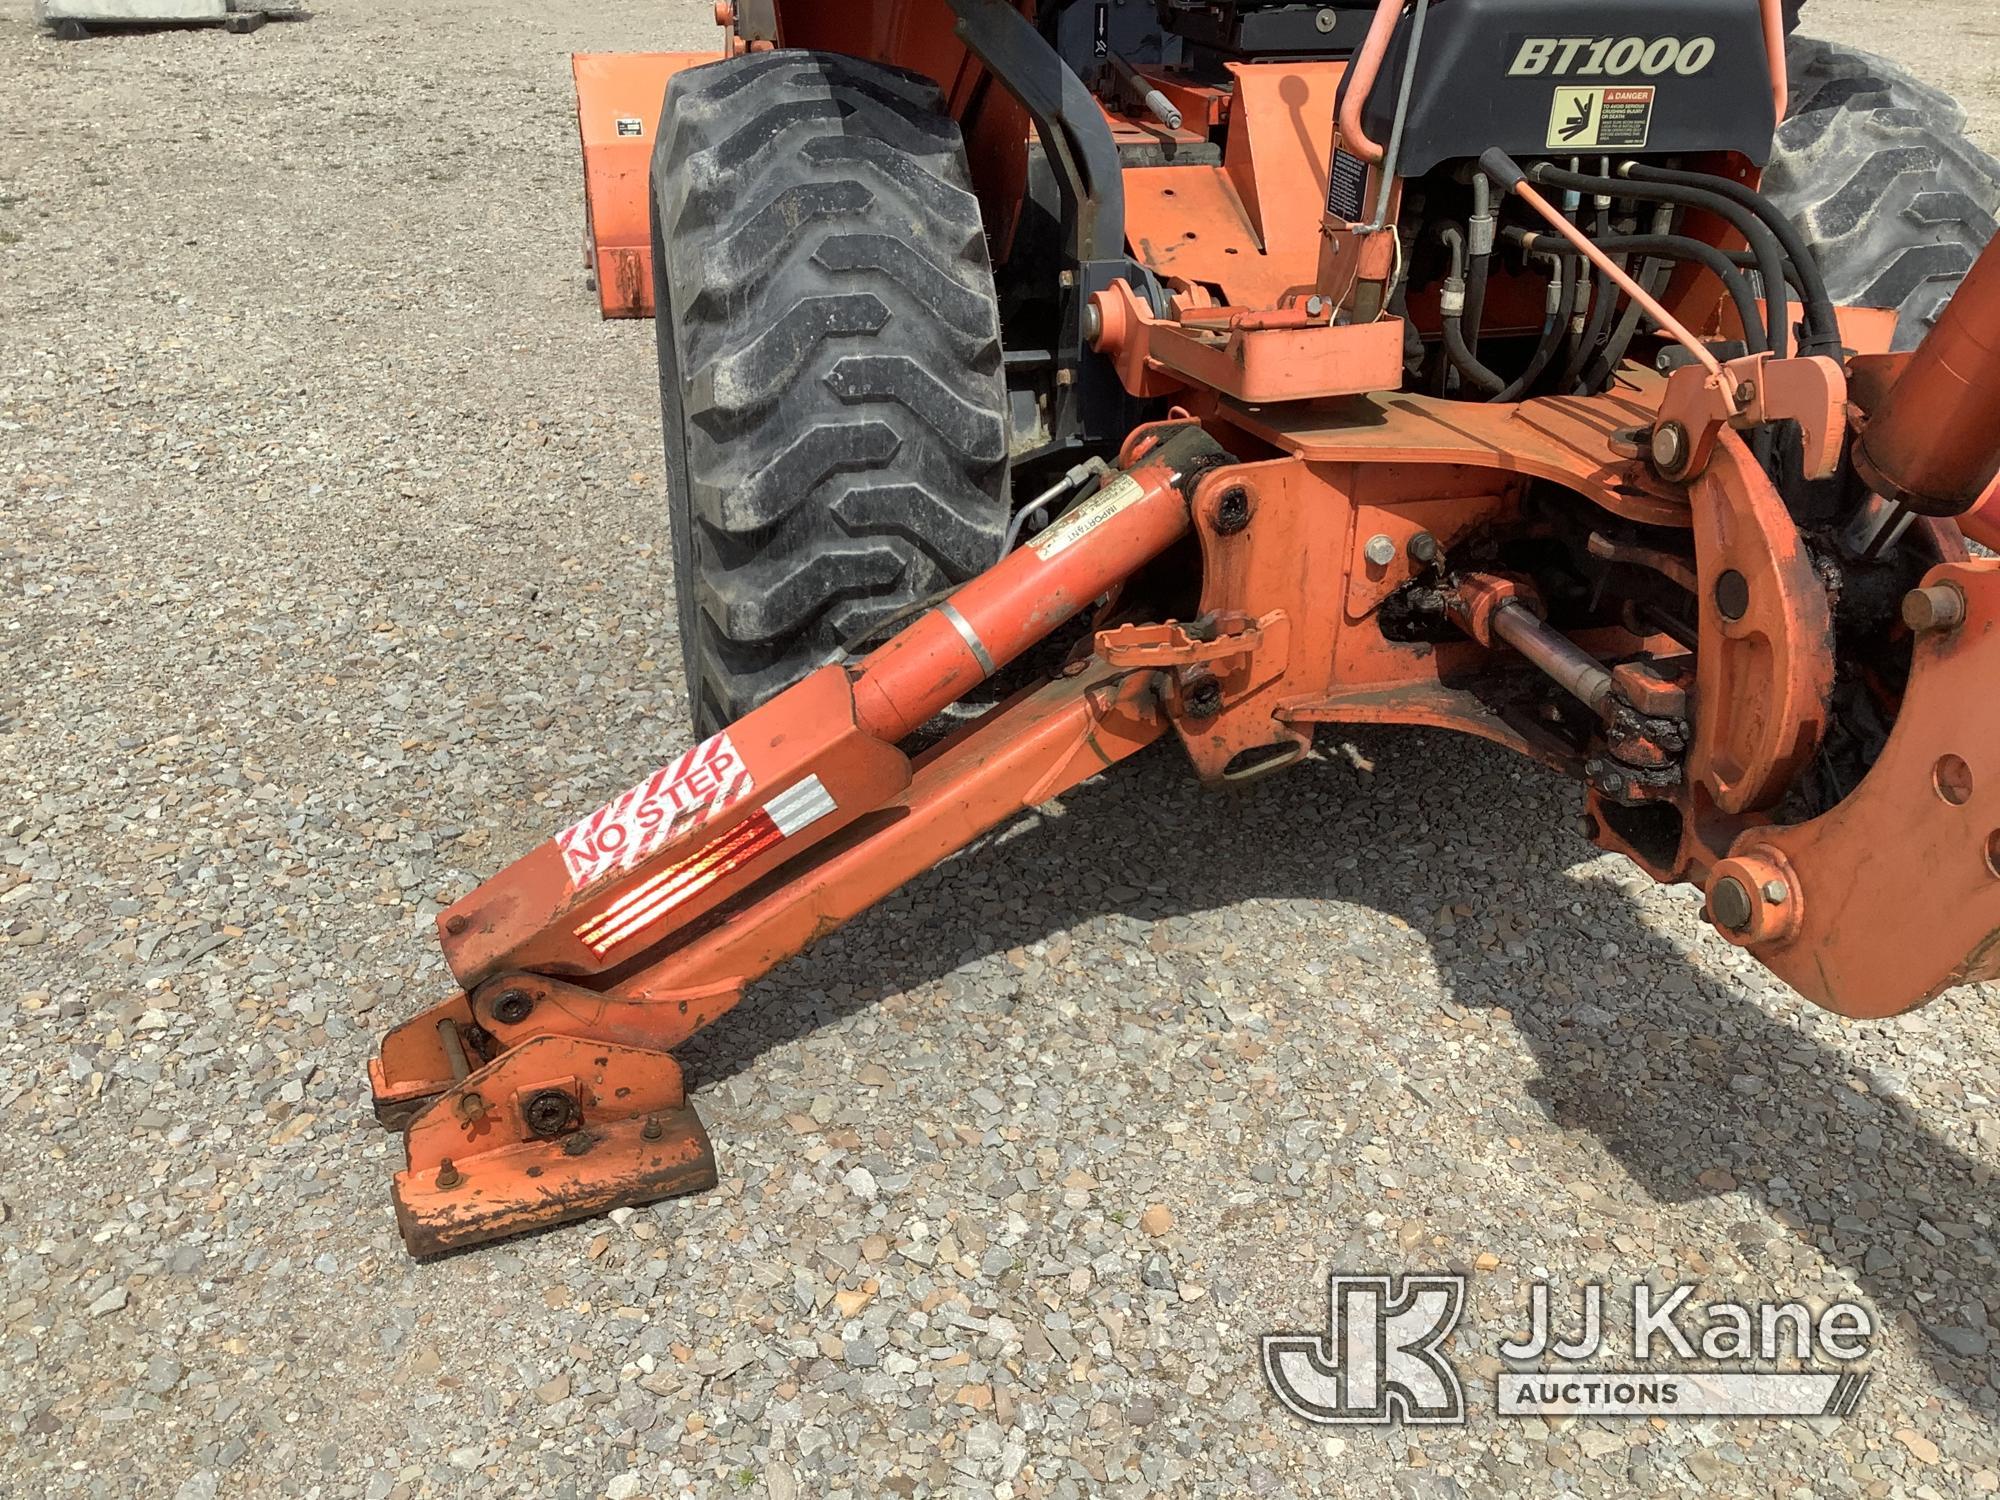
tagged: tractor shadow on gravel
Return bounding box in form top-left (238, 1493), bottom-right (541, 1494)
top-left (681, 728), bottom-right (2000, 1410)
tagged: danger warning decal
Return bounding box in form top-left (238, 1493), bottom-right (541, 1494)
top-left (1546, 86), bottom-right (1655, 151)
top-left (556, 731), bottom-right (753, 892)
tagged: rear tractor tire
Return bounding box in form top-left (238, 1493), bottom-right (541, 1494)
top-left (649, 50), bottom-right (1010, 736)
top-left (1765, 36), bottom-right (2000, 349)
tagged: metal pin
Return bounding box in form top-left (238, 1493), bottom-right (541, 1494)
top-left (436, 1018), bottom-right (471, 1084)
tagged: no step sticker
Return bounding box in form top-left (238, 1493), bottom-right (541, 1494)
top-left (556, 731), bottom-right (753, 892)
top-left (1546, 86), bottom-right (1655, 150)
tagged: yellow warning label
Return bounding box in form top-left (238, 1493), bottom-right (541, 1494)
top-left (1546, 85), bottom-right (1655, 151)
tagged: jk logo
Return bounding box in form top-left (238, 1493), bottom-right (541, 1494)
top-left (1262, 1273), bottom-right (1467, 1425)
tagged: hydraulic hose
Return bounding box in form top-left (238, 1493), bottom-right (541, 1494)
top-left (1569, 237), bottom-right (1732, 394)
top-left (1585, 235), bottom-right (1770, 354)
top-left (1526, 162), bottom-right (1790, 359)
top-left (1438, 226), bottom-right (1508, 395)
top-left (1108, 50), bottom-right (1182, 130)
top-left (1558, 203), bottom-right (1620, 393)
top-left (1489, 251), bottom-right (1580, 402)
top-left (1714, 246), bottom-right (1826, 337)
top-left (1574, 203), bottom-right (1678, 392)
top-left (1463, 173), bottom-right (1496, 353)
top-left (1619, 160), bottom-right (1841, 356)
top-left (1443, 309), bottom-right (1508, 394)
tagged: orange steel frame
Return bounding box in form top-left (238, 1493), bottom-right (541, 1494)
top-left (381, 2), bottom-right (2000, 1254)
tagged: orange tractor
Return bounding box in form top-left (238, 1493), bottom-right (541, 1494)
top-left (371, 0), bottom-right (2000, 1254)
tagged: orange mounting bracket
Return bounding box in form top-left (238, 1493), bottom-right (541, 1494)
top-left (1096, 610), bottom-right (1295, 775)
top-left (1651, 353), bottom-right (1849, 483)
top-left (1089, 278), bottom-right (1406, 402)
top-left (1702, 559), bottom-right (2000, 1017)
top-left (1685, 430), bottom-right (1834, 817)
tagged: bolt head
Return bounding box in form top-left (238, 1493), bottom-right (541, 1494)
top-left (1902, 583), bottom-right (1967, 634)
top-left (1408, 531), bottom-right (1440, 565)
top-left (522, 1088), bottom-right (579, 1139)
top-left (1315, 6), bottom-right (1338, 32)
top-left (490, 988), bottom-right (535, 1026)
top-left (1364, 533), bottom-right (1397, 567)
top-left (1709, 875), bottom-right (1754, 931)
top-left (1649, 422), bottom-right (1688, 474)
top-left (1760, 879), bottom-right (1789, 904)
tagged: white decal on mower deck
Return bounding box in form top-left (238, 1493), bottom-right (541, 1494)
top-left (556, 730), bottom-right (754, 891)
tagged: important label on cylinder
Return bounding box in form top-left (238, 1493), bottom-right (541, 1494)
top-left (1545, 86), bottom-right (1654, 150)
top-left (1031, 473), bottom-right (1147, 560)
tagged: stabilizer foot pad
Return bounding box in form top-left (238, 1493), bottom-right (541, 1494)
top-left (390, 1032), bottom-right (717, 1256)
top-left (393, 1104), bottom-right (716, 1258)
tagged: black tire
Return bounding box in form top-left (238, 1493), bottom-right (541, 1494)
top-left (649, 50), bottom-right (1009, 735)
top-left (1764, 36), bottom-right (2000, 350)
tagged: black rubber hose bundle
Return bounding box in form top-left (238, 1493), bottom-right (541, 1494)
top-left (1489, 252), bottom-right (1581, 402)
top-left (1438, 225), bottom-right (1508, 395)
top-left (1589, 235), bottom-right (1770, 354)
top-left (1446, 246), bottom-right (1584, 403)
top-left (1525, 162), bottom-right (1792, 359)
top-left (1619, 161), bottom-right (1841, 356)
top-left (1558, 203), bottom-right (1620, 393)
top-left (1572, 202), bottom-right (1678, 393)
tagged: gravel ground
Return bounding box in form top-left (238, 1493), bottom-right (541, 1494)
top-left (4, 3), bottom-right (2000, 1498)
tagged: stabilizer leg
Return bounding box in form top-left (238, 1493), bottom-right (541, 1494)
top-left (374, 663), bottom-right (1169, 1251)
top-left (371, 423), bottom-right (1233, 1254)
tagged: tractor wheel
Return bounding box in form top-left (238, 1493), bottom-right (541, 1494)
top-left (649, 50), bottom-right (1009, 736)
top-left (1764, 36), bottom-right (2000, 349)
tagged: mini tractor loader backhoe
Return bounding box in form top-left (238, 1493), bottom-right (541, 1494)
top-left (370, 0), bottom-right (2000, 1255)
